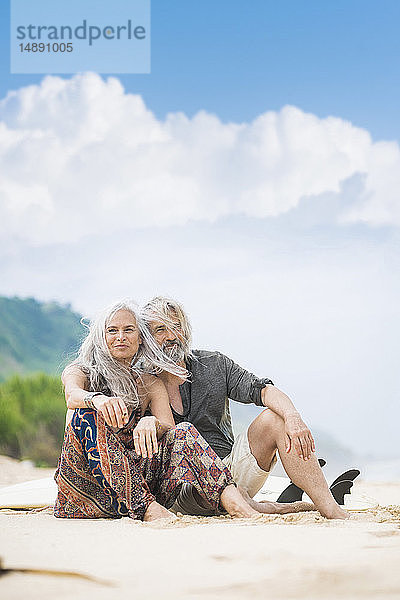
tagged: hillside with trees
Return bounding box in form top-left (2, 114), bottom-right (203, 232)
top-left (0, 296), bottom-right (83, 381)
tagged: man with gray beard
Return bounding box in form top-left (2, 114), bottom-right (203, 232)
top-left (141, 297), bottom-right (348, 519)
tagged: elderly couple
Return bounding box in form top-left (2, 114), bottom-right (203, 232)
top-left (55, 297), bottom-right (348, 521)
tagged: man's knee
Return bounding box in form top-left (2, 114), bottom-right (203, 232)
top-left (247, 409), bottom-right (282, 468)
top-left (249, 409), bottom-right (283, 438)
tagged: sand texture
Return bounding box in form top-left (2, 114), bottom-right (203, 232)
top-left (1, 456), bottom-right (400, 600)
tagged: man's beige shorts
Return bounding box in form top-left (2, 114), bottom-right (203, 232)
top-left (171, 426), bottom-right (277, 516)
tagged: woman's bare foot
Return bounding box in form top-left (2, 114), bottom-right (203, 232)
top-left (143, 501), bottom-right (177, 522)
top-left (220, 484), bottom-right (259, 518)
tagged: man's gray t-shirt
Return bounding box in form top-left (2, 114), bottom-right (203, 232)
top-left (171, 350), bottom-right (273, 459)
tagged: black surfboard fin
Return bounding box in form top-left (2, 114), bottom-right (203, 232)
top-left (330, 469), bottom-right (360, 488)
top-left (329, 469), bottom-right (360, 505)
top-left (276, 482), bottom-right (304, 503)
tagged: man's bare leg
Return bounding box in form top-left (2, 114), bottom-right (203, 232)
top-left (248, 410), bottom-right (348, 519)
top-left (238, 487), bottom-right (315, 514)
top-left (193, 485), bottom-right (315, 516)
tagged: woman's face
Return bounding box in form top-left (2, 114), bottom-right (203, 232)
top-left (105, 309), bottom-right (142, 364)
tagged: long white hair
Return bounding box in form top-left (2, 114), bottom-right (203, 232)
top-left (69, 299), bottom-right (187, 409)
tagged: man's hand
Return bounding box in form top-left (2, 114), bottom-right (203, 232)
top-left (132, 416), bottom-right (159, 459)
top-left (284, 413), bottom-right (315, 460)
top-left (92, 395), bottom-right (129, 429)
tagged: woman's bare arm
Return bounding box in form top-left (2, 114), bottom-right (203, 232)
top-left (62, 365), bottom-right (89, 428)
top-left (62, 365), bottom-right (129, 429)
top-left (62, 365), bottom-right (90, 409)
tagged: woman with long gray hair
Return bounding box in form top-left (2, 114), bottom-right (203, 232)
top-left (55, 299), bottom-right (262, 521)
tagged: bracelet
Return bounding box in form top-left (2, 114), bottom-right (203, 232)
top-left (83, 392), bottom-right (102, 410)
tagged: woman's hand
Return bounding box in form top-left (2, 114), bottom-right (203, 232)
top-left (92, 395), bottom-right (129, 429)
top-left (132, 416), bottom-right (159, 459)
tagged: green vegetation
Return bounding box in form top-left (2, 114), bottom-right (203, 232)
top-left (0, 296), bottom-right (83, 465)
top-left (0, 296), bottom-right (84, 381)
top-left (0, 373), bottom-right (66, 466)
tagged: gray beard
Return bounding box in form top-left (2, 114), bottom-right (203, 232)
top-left (162, 342), bottom-right (185, 363)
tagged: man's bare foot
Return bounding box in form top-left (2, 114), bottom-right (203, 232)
top-left (220, 485), bottom-right (259, 518)
top-left (143, 501), bottom-right (177, 522)
top-left (319, 505), bottom-right (350, 520)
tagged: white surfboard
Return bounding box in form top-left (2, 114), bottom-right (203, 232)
top-left (0, 474), bottom-right (378, 511)
top-left (0, 477), bottom-right (57, 509)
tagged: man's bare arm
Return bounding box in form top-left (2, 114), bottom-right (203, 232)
top-left (261, 384), bottom-right (315, 460)
top-left (133, 375), bottom-right (175, 459)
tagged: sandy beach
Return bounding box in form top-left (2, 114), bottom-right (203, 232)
top-left (1, 455), bottom-right (400, 600)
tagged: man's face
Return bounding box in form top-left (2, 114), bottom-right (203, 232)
top-left (150, 312), bottom-right (186, 363)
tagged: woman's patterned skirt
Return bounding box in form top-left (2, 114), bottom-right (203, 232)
top-left (54, 409), bottom-right (234, 520)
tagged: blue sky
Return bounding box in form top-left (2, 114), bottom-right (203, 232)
top-left (0, 1), bottom-right (399, 461)
top-left (1, 0), bottom-right (399, 141)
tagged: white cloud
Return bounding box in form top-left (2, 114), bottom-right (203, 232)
top-left (0, 72), bottom-right (399, 249)
top-left (342, 140), bottom-right (400, 225)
